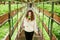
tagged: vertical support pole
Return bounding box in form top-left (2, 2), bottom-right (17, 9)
top-left (8, 1), bottom-right (11, 40)
top-left (11, 2), bottom-right (13, 35)
top-left (17, 0), bottom-right (18, 38)
top-left (50, 2), bottom-right (54, 40)
top-left (17, 1), bottom-right (18, 27)
top-left (48, 17), bottom-right (50, 35)
top-left (42, 2), bottom-right (44, 40)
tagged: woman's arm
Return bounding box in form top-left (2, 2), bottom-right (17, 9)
top-left (21, 18), bottom-right (25, 29)
top-left (22, 18), bottom-right (28, 29)
top-left (34, 20), bottom-right (38, 34)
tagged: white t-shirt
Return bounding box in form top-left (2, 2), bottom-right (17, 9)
top-left (23, 18), bottom-right (38, 33)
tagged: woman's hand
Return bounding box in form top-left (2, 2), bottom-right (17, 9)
top-left (35, 31), bottom-right (39, 35)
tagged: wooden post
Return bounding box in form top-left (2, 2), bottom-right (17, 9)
top-left (42, 2), bottom-right (44, 40)
top-left (50, 1), bottom-right (54, 40)
top-left (8, 1), bottom-right (11, 40)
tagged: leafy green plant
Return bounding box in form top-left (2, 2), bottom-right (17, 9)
top-left (36, 14), bottom-right (50, 40)
top-left (37, 3), bottom-right (60, 16)
top-left (0, 4), bottom-right (22, 15)
top-left (0, 12), bottom-right (21, 40)
top-left (39, 12), bottom-right (60, 40)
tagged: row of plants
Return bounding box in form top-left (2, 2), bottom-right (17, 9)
top-left (11, 14), bottom-right (23, 40)
top-left (0, 22), bottom-right (9, 40)
top-left (39, 12), bottom-right (60, 40)
top-left (35, 14), bottom-right (50, 40)
top-left (0, 12), bottom-right (21, 40)
top-left (36, 3), bottom-right (60, 17)
top-left (0, 4), bottom-right (22, 15)
top-left (11, 9), bottom-right (26, 40)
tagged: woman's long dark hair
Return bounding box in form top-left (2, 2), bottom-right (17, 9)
top-left (26, 10), bottom-right (35, 21)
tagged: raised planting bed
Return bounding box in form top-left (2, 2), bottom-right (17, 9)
top-left (37, 7), bottom-right (60, 24)
top-left (0, 12), bottom-right (23, 40)
top-left (5, 12), bottom-right (25, 40)
top-left (35, 14), bottom-right (50, 40)
top-left (4, 7), bottom-right (27, 40)
top-left (36, 3), bottom-right (60, 17)
top-left (34, 8), bottom-right (50, 40)
top-left (36, 3), bottom-right (60, 24)
top-left (0, 4), bottom-right (22, 16)
top-left (0, 6), bottom-right (25, 26)
top-left (36, 13), bottom-right (57, 40)
top-left (44, 15), bottom-right (60, 40)
top-left (39, 12), bottom-right (60, 40)
top-left (0, 22), bottom-right (9, 40)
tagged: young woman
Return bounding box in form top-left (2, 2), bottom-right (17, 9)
top-left (23, 10), bottom-right (38, 40)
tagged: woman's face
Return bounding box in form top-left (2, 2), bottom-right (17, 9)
top-left (28, 12), bottom-right (31, 16)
